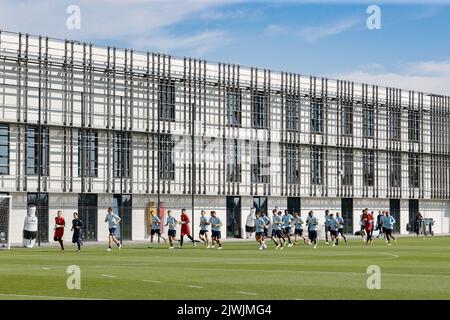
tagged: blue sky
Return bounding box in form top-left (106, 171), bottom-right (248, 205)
top-left (1, 0), bottom-right (450, 94)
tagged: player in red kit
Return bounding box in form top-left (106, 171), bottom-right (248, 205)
top-left (363, 208), bottom-right (374, 245)
top-left (54, 210), bottom-right (65, 251)
top-left (179, 208), bottom-right (196, 248)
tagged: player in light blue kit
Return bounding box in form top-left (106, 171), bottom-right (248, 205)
top-left (282, 210), bottom-right (294, 248)
top-left (199, 210), bottom-right (210, 248)
top-left (271, 211), bottom-right (285, 250)
top-left (328, 213), bottom-right (339, 246)
top-left (165, 210), bottom-right (179, 249)
top-left (335, 212), bottom-right (347, 244)
top-left (292, 212), bottom-right (307, 245)
top-left (306, 211), bottom-right (319, 248)
top-left (105, 207), bottom-right (121, 252)
top-left (255, 212), bottom-right (267, 250)
top-left (382, 211), bottom-right (397, 245)
top-left (209, 211), bottom-right (223, 249)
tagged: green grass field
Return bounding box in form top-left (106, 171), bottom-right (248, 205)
top-left (1, 236), bottom-right (450, 300)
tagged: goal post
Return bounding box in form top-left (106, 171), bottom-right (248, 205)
top-left (0, 195), bottom-right (12, 250)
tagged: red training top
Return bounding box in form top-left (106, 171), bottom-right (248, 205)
top-left (363, 212), bottom-right (373, 231)
top-left (54, 216), bottom-right (65, 238)
top-left (180, 212), bottom-right (191, 236)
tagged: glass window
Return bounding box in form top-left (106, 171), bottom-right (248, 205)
top-left (27, 193), bottom-right (49, 243)
top-left (159, 134), bottom-right (175, 180)
top-left (0, 124), bottom-right (9, 175)
top-left (408, 110), bottom-right (421, 142)
top-left (389, 107), bottom-right (401, 140)
top-left (159, 78), bottom-right (175, 121)
top-left (112, 194), bottom-right (132, 240)
top-left (252, 90), bottom-right (268, 129)
top-left (389, 152), bottom-right (401, 188)
top-left (226, 88), bottom-right (241, 126)
top-left (114, 132), bottom-right (132, 178)
top-left (78, 130), bottom-right (98, 177)
top-left (251, 141), bottom-right (269, 183)
top-left (311, 146), bottom-right (323, 185)
top-left (340, 148), bottom-right (353, 186)
top-left (286, 94), bottom-right (300, 131)
top-left (311, 100), bottom-right (323, 133)
top-left (363, 149), bottom-right (375, 186)
top-left (342, 102), bottom-right (353, 136)
top-left (409, 153), bottom-right (420, 188)
top-left (26, 126), bottom-right (49, 176)
top-left (225, 139), bottom-right (241, 183)
top-left (363, 103), bottom-right (374, 138)
top-left (286, 144), bottom-right (300, 184)
top-left (253, 196), bottom-right (268, 216)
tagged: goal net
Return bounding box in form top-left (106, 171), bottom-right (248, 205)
top-left (0, 196), bottom-right (11, 250)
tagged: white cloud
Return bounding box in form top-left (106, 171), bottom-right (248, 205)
top-left (297, 18), bottom-right (360, 42)
top-left (332, 61), bottom-right (450, 95)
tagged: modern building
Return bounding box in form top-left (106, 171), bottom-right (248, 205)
top-left (0, 30), bottom-right (449, 244)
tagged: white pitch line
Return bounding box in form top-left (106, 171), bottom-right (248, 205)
top-left (0, 293), bottom-right (105, 300)
top-left (187, 285), bottom-right (203, 289)
top-left (236, 291), bottom-right (257, 296)
top-left (41, 267), bottom-right (50, 270)
top-left (100, 274), bottom-right (118, 278)
top-left (142, 280), bottom-right (161, 283)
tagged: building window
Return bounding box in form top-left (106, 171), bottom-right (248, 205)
top-left (253, 196), bottom-right (268, 216)
top-left (389, 151), bottom-right (401, 188)
top-left (225, 139), bottom-right (241, 183)
top-left (159, 134), bottom-right (175, 180)
top-left (159, 78), bottom-right (175, 121)
top-left (286, 94), bottom-right (300, 131)
top-left (114, 132), bottom-right (132, 178)
top-left (26, 126), bottom-right (49, 176)
top-left (78, 129), bottom-right (98, 177)
top-left (389, 107), bottom-right (401, 140)
top-left (408, 110), bottom-right (421, 142)
top-left (363, 149), bottom-right (375, 186)
top-left (340, 148), bottom-right (353, 186)
top-left (363, 103), bottom-right (374, 138)
top-left (310, 100), bottom-right (323, 133)
top-left (226, 88), bottom-right (241, 126)
top-left (342, 102), bottom-right (353, 136)
top-left (252, 90), bottom-right (268, 129)
top-left (409, 153), bottom-right (420, 188)
top-left (251, 141), bottom-right (269, 183)
top-left (0, 124), bottom-right (9, 175)
top-left (286, 144), bottom-right (300, 184)
top-left (311, 146), bottom-right (323, 185)
top-left (27, 193), bottom-right (49, 243)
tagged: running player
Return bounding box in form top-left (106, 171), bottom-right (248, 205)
top-left (255, 212), bottom-right (267, 250)
top-left (282, 210), bottom-right (294, 247)
top-left (165, 210), bottom-right (178, 249)
top-left (328, 213), bottom-right (339, 246)
top-left (359, 211), bottom-right (366, 242)
top-left (261, 212), bottom-right (270, 238)
top-left (306, 211), bottom-right (319, 248)
top-left (149, 210), bottom-right (167, 248)
top-left (71, 212), bottom-right (83, 252)
top-left (199, 210), bottom-right (210, 247)
top-left (105, 207), bottom-right (122, 251)
top-left (209, 211), bottom-right (223, 249)
top-left (324, 210), bottom-right (331, 244)
top-left (53, 210), bottom-right (65, 251)
top-left (376, 211), bottom-right (384, 238)
top-left (363, 209), bottom-right (374, 244)
top-left (383, 211), bottom-right (397, 245)
top-left (292, 212), bottom-right (307, 245)
top-left (271, 210), bottom-right (285, 250)
top-left (335, 212), bottom-right (347, 244)
top-left (180, 208), bottom-right (196, 247)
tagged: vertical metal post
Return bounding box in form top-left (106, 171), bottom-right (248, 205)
top-left (192, 103), bottom-right (195, 237)
top-left (120, 96), bottom-right (123, 245)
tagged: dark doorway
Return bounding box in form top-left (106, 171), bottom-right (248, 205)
top-left (27, 193), bottom-right (49, 243)
top-left (253, 196), bottom-right (268, 215)
top-left (287, 197), bottom-right (301, 215)
top-left (341, 198), bottom-right (353, 234)
top-left (408, 199), bottom-right (419, 234)
top-left (113, 194), bottom-right (132, 240)
top-left (78, 194), bottom-right (98, 241)
top-left (226, 196), bottom-right (241, 238)
top-left (389, 199), bottom-right (401, 233)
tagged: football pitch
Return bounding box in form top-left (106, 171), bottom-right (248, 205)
top-left (0, 237), bottom-right (450, 300)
